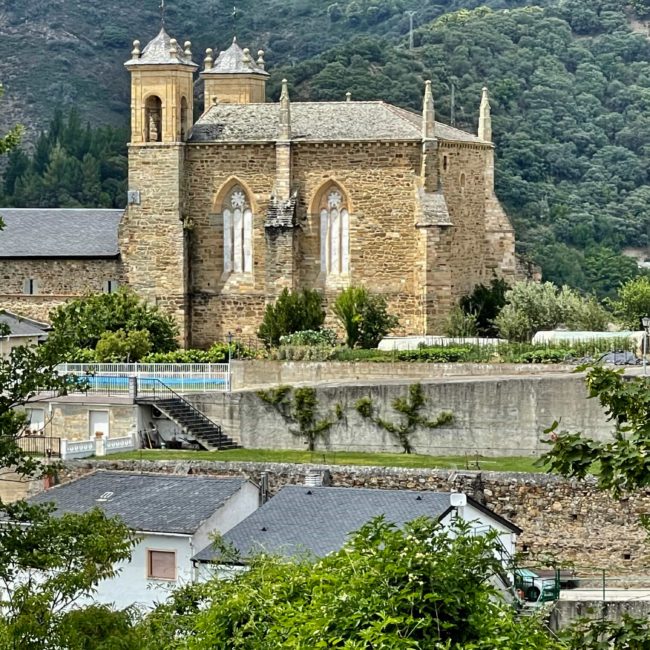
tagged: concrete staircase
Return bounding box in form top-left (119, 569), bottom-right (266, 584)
top-left (137, 380), bottom-right (239, 450)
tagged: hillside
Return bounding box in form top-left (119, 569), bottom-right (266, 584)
top-left (2, 0), bottom-right (650, 295)
top-left (0, 0), bottom-right (498, 139)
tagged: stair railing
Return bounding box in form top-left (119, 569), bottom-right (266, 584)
top-left (136, 378), bottom-right (226, 449)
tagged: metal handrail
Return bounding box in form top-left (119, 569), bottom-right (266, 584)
top-left (137, 378), bottom-right (225, 449)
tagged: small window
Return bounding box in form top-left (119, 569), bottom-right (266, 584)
top-left (460, 173), bottom-right (466, 190)
top-left (147, 549), bottom-right (176, 580)
top-left (443, 154), bottom-right (449, 171)
top-left (23, 279), bottom-right (37, 295)
top-left (103, 280), bottom-right (119, 294)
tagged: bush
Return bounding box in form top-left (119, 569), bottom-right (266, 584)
top-left (493, 281), bottom-right (609, 342)
top-left (279, 329), bottom-right (338, 347)
top-left (443, 306), bottom-right (478, 337)
top-left (49, 288), bottom-right (178, 353)
top-left (258, 289), bottom-right (326, 347)
top-left (459, 278), bottom-right (509, 337)
top-left (333, 286), bottom-right (399, 348)
top-left (142, 342), bottom-right (256, 363)
top-left (94, 329), bottom-right (151, 362)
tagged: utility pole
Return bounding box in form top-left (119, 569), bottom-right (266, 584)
top-left (406, 11), bottom-right (416, 50)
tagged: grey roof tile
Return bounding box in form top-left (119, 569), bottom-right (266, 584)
top-left (204, 38), bottom-right (268, 76)
top-left (0, 208), bottom-right (123, 258)
top-left (29, 471), bottom-right (248, 535)
top-left (125, 28), bottom-right (197, 68)
top-left (194, 485), bottom-right (516, 562)
top-left (0, 310), bottom-right (49, 338)
top-left (191, 101), bottom-right (482, 144)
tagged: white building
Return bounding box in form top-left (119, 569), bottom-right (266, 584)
top-left (28, 470), bottom-right (259, 608)
top-left (193, 485), bottom-right (521, 571)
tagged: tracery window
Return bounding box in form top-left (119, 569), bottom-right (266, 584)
top-left (223, 185), bottom-right (253, 274)
top-left (319, 186), bottom-right (349, 275)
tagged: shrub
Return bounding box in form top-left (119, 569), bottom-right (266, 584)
top-left (95, 329), bottom-right (151, 362)
top-left (459, 278), bottom-right (509, 337)
top-left (494, 281), bottom-right (609, 342)
top-left (258, 289), bottom-right (326, 347)
top-left (279, 329), bottom-right (338, 347)
top-left (443, 306), bottom-right (478, 337)
top-left (141, 342), bottom-right (256, 363)
top-left (49, 288), bottom-right (178, 353)
top-left (333, 286), bottom-right (399, 348)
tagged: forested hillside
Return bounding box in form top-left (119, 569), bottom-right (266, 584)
top-left (2, 0), bottom-right (650, 294)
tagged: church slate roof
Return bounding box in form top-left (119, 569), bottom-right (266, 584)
top-left (204, 38), bottom-right (268, 76)
top-left (0, 208), bottom-right (123, 258)
top-left (191, 101), bottom-right (484, 144)
top-left (125, 27), bottom-right (197, 68)
top-left (193, 485), bottom-right (521, 563)
top-left (29, 471), bottom-right (249, 535)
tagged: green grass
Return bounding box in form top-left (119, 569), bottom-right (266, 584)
top-left (106, 449), bottom-right (545, 473)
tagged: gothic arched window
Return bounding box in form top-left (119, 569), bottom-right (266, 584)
top-left (319, 185), bottom-right (350, 276)
top-left (223, 185), bottom-right (253, 274)
top-left (145, 96), bottom-right (162, 143)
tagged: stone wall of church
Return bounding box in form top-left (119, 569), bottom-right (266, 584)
top-left (0, 258), bottom-right (123, 322)
top-left (120, 144), bottom-right (190, 345)
top-left (292, 141), bottom-right (424, 334)
top-left (182, 139), bottom-right (510, 345)
top-left (185, 143), bottom-right (276, 346)
top-left (438, 142), bottom-right (492, 300)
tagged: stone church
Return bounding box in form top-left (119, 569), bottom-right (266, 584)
top-left (0, 26), bottom-right (518, 347)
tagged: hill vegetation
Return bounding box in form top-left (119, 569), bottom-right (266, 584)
top-left (2, 0), bottom-right (650, 296)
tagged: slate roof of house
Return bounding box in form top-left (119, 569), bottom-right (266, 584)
top-left (203, 38), bottom-right (268, 76)
top-left (0, 310), bottom-right (50, 338)
top-left (29, 471), bottom-right (249, 535)
top-left (0, 208), bottom-right (123, 258)
top-left (193, 485), bottom-right (521, 562)
top-left (191, 102), bottom-right (485, 144)
top-left (125, 27), bottom-right (197, 68)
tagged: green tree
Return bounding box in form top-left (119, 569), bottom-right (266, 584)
top-left (333, 286), bottom-right (399, 348)
top-left (257, 288), bottom-right (325, 347)
top-left (494, 281), bottom-right (609, 342)
top-left (0, 85), bottom-right (22, 158)
top-left (611, 276), bottom-right (650, 330)
top-left (0, 503), bottom-right (136, 649)
top-left (49, 288), bottom-right (178, 355)
top-left (177, 518), bottom-right (560, 649)
top-left (95, 329), bottom-right (152, 362)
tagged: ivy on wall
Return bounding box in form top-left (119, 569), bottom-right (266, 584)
top-left (355, 383), bottom-right (453, 454)
top-left (256, 385), bottom-right (343, 452)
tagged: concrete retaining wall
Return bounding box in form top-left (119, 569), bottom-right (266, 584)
top-left (229, 360), bottom-right (579, 390)
top-left (188, 373), bottom-right (613, 456)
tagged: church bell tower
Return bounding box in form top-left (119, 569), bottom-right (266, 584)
top-left (120, 28), bottom-right (198, 347)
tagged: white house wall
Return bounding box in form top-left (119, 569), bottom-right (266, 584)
top-left (192, 481), bottom-right (260, 552)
